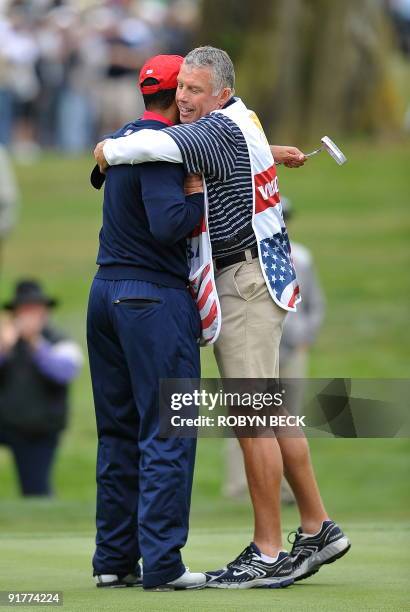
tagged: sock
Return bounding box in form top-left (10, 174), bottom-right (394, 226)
top-left (260, 552), bottom-right (280, 563)
top-left (252, 542), bottom-right (287, 563)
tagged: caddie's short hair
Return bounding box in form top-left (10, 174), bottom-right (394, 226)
top-left (184, 46), bottom-right (235, 94)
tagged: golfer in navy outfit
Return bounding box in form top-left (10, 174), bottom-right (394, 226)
top-left (87, 55), bottom-right (206, 590)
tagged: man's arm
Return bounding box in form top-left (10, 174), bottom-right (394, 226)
top-left (32, 339), bottom-right (84, 385)
top-left (95, 132), bottom-right (307, 174)
top-left (95, 114), bottom-right (239, 181)
top-left (95, 130), bottom-right (183, 172)
top-left (140, 162), bottom-right (204, 245)
top-left (271, 145), bottom-right (306, 168)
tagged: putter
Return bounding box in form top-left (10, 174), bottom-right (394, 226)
top-left (305, 136), bottom-right (347, 165)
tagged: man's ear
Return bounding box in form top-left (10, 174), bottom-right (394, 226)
top-left (218, 88), bottom-right (233, 108)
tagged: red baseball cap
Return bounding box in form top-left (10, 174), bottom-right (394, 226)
top-left (139, 54), bottom-right (184, 94)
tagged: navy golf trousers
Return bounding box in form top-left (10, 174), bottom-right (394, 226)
top-left (87, 278), bottom-right (200, 588)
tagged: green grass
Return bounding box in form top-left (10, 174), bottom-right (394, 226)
top-left (0, 517), bottom-right (409, 611)
top-left (0, 143), bottom-right (409, 609)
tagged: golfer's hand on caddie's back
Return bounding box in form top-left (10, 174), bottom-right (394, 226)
top-left (184, 173), bottom-right (204, 196)
top-left (94, 140), bottom-right (109, 173)
top-left (271, 145), bottom-right (307, 168)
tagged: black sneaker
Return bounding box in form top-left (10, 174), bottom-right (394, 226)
top-left (205, 543), bottom-right (294, 589)
top-left (94, 564), bottom-right (142, 588)
top-left (289, 520), bottom-right (351, 582)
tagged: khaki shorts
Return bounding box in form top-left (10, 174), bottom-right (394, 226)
top-left (214, 252), bottom-right (287, 379)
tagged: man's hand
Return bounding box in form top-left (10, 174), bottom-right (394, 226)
top-left (94, 140), bottom-right (109, 173)
top-left (184, 173), bottom-right (204, 196)
top-left (0, 318), bottom-right (18, 353)
top-left (271, 145), bottom-right (307, 168)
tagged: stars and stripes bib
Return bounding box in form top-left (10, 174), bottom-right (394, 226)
top-left (188, 98), bottom-right (300, 346)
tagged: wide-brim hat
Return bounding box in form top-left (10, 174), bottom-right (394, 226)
top-left (2, 280), bottom-right (58, 310)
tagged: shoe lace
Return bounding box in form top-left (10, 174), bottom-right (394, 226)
top-left (227, 546), bottom-right (254, 570)
top-left (287, 530), bottom-right (303, 556)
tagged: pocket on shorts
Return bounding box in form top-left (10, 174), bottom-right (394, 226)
top-left (233, 262), bottom-right (258, 301)
top-left (113, 296), bottom-right (163, 308)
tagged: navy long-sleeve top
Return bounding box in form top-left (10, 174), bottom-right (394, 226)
top-left (95, 116), bottom-right (204, 288)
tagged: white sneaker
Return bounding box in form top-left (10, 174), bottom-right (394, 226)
top-left (147, 570), bottom-right (207, 591)
top-left (95, 570), bottom-right (142, 588)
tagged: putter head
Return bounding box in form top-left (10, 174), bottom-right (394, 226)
top-left (320, 136), bottom-right (347, 165)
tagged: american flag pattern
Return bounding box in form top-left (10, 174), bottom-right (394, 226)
top-left (230, 101), bottom-right (300, 311)
top-left (187, 182), bottom-right (221, 346)
top-left (188, 98), bottom-right (300, 346)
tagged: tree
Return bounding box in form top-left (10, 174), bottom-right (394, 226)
top-left (197, 0), bottom-right (400, 142)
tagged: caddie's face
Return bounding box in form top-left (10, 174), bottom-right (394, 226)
top-left (176, 63), bottom-right (231, 123)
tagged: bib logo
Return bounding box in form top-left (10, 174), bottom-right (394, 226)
top-left (249, 111), bottom-right (263, 132)
top-left (254, 165), bottom-right (281, 213)
top-left (257, 175), bottom-right (279, 201)
top-left (249, 111), bottom-right (269, 145)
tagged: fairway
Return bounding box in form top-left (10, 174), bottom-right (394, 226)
top-left (1, 515), bottom-right (409, 611)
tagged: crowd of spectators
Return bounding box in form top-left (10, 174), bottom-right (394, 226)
top-left (0, 1), bottom-right (408, 158)
top-left (0, 0), bottom-right (198, 157)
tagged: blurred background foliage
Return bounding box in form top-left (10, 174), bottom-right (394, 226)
top-left (199, 0), bottom-right (405, 141)
top-left (0, 0), bottom-right (409, 157)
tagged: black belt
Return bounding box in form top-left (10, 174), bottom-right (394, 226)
top-left (214, 247), bottom-right (259, 271)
